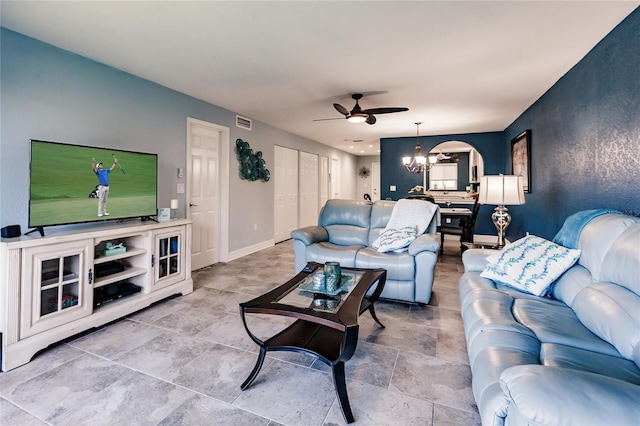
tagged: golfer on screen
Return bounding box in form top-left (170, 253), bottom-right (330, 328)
top-left (91, 157), bottom-right (118, 217)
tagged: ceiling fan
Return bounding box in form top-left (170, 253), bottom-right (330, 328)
top-left (314, 93), bottom-right (409, 125)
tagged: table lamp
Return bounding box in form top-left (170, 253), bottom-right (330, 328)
top-left (478, 175), bottom-right (525, 248)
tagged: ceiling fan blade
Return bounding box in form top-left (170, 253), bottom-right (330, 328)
top-left (333, 103), bottom-right (349, 116)
top-left (366, 115), bottom-right (376, 125)
top-left (360, 107), bottom-right (409, 115)
top-left (313, 117), bottom-right (345, 122)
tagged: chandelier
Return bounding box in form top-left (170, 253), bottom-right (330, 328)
top-left (402, 122), bottom-right (436, 173)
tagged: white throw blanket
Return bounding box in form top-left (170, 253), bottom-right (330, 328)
top-left (385, 198), bottom-right (438, 234)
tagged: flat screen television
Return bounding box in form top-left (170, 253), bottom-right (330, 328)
top-left (28, 139), bottom-right (158, 235)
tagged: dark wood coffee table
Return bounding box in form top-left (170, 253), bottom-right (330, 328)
top-left (239, 261), bottom-right (387, 424)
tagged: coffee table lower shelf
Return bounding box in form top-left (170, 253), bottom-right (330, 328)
top-left (239, 263), bottom-right (387, 424)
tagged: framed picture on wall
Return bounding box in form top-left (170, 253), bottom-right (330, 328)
top-left (511, 129), bottom-right (531, 193)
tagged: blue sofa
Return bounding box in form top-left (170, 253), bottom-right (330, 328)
top-left (459, 211), bottom-right (640, 425)
top-left (291, 199), bottom-right (440, 304)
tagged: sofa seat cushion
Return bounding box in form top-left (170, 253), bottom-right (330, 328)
top-left (355, 247), bottom-right (415, 281)
top-left (461, 291), bottom-right (537, 344)
top-left (541, 343), bottom-right (640, 385)
top-left (304, 242), bottom-right (363, 268)
top-left (513, 298), bottom-right (620, 357)
top-left (500, 365), bottom-right (640, 426)
top-left (467, 329), bottom-right (541, 367)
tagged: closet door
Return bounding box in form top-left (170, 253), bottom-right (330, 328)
top-left (274, 146), bottom-right (299, 243)
top-left (299, 151), bottom-right (319, 228)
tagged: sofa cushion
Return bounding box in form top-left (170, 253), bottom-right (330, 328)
top-left (500, 365), bottom-right (640, 426)
top-left (319, 199), bottom-right (372, 246)
top-left (481, 235), bottom-right (580, 296)
top-left (541, 343), bottom-right (640, 385)
top-left (549, 263), bottom-right (593, 307)
top-left (304, 242), bottom-right (363, 268)
top-left (599, 222), bottom-right (640, 296)
top-left (372, 226), bottom-right (416, 253)
top-left (577, 214), bottom-right (638, 281)
top-left (572, 282), bottom-right (640, 362)
top-left (512, 298), bottom-right (620, 357)
top-left (355, 247), bottom-right (415, 281)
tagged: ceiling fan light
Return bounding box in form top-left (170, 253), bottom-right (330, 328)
top-left (347, 114), bottom-right (367, 123)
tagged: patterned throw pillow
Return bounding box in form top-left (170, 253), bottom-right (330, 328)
top-left (480, 235), bottom-right (581, 296)
top-left (372, 226), bottom-right (417, 253)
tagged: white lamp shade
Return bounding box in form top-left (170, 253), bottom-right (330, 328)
top-left (478, 175), bottom-right (525, 205)
top-left (170, 199), bottom-right (179, 209)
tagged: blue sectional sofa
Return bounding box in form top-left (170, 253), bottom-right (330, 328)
top-left (291, 199), bottom-right (440, 304)
top-left (459, 211), bottom-right (640, 425)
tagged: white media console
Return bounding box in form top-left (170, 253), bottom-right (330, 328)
top-left (0, 219), bottom-right (193, 371)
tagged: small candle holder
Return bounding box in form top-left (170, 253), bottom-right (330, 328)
top-left (312, 271), bottom-right (326, 291)
top-left (324, 261), bottom-right (341, 292)
top-left (170, 199), bottom-right (179, 220)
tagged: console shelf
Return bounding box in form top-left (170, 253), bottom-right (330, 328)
top-left (0, 219), bottom-right (193, 371)
top-left (93, 267), bottom-right (147, 288)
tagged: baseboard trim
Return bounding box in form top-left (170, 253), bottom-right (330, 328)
top-left (228, 239), bottom-right (275, 262)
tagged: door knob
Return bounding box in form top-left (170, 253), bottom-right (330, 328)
top-left (189, 203), bottom-right (198, 207)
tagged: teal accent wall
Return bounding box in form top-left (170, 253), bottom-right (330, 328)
top-left (380, 132), bottom-right (504, 236)
top-left (381, 7), bottom-right (639, 241)
top-left (504, 7), bottom-right (640, 240)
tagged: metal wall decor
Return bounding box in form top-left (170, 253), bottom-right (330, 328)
top-left (235, 138), bottom-right (270, 182)
top-left (358, 166), bottom-right (371, 179)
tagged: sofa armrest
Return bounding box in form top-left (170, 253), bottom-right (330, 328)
top-left (290, 226), bottom-right (329, 246)
top-left (408, 233), bottom-right (440, 255)
top-left (500, 365), bottom-right (640, 426)
top-left (461, 248), bottom-right (496, 272)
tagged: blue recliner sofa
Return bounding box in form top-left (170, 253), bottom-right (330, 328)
top-left (459, 211), bottom-right (640, 425)
top-left (291, 199), bottom-right (440, 304)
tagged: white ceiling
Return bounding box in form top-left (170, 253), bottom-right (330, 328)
top-left (2, 1), bottom-right (638, 156)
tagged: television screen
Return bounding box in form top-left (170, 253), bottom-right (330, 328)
top-left (29, 140), bottom-right (158, 229)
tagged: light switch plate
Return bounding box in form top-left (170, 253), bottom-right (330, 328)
top-left (177, 183), bottom-right (185, 194)
top-left (390, 185), bottom-right (396, 191)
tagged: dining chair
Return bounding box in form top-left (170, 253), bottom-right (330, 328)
top-left (439, 199), bottom-right (480, 254)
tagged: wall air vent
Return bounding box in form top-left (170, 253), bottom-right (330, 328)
top-left (236, 115), bottom-right (252, 130)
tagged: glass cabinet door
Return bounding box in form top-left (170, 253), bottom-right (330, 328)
top-left (153, 228), bottom-right (185, 290)
top-left (21, 241), bottom-right (93, 338)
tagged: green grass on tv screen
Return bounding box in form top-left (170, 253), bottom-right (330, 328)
top-left (29, 140), bottom-right (157, 227)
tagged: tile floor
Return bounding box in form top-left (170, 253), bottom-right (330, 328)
top-left (0, 239), bottom-right (481, 426)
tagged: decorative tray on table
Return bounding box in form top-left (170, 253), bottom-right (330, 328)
top-left (298, 274), bottom-right (352, 296)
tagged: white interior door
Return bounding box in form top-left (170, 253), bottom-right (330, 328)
top-left (187, 118), bottom-right (229, 270)
top-left (299, 151), bottom-right (319, 228)
top-left (371, 162), bottom-right (381, 201)
top-left (274, 146), bottom-right (299, 243)
top-left (320, 156), bottom-right (329, 208)
top-left (330, 157), bottom-right (341, 199)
